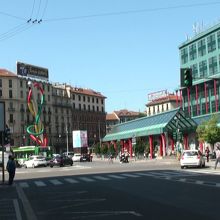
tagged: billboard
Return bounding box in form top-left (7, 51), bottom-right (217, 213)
top-left (16, 61), bottom-right (49, 81)
top-left (72, 130), bottom-right (88, 148)
top-left (148, 90), bottom-right (167, 101)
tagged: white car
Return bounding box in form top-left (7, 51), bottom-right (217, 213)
top-left (24, 155), bottom-right (47, 168)
top-left (72, 153), bottom-right (82, 162)
top-left (180, 150), bottom-right (205, 169)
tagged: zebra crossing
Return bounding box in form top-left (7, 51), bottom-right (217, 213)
top-left (15, 169), bottom-right (220, 189)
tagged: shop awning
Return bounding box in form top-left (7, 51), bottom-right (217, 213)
top-left (103, 108), bottom-right (197, 142)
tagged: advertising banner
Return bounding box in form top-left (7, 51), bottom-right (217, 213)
top-left (72, 130), bottom-right (88, 148)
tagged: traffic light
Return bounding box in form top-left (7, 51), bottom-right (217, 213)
top-left (4, 127), bottom-right (11, 145)
top-left (183, 68), bottom-right (192, 87)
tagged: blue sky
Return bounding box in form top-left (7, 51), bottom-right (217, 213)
top-left (1, 0), bottom-right (220, 113)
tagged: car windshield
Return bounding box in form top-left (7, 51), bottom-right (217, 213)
top-left (184, 151), bottom-right (198, 156)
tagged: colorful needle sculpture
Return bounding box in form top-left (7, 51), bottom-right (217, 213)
top-left (26, 81), bottom-right (48, 147)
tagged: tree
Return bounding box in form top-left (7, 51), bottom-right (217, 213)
top-left (196, 115), bottom-right (220, 149)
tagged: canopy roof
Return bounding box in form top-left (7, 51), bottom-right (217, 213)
top-left (103, 108), bottom-right (197, 142)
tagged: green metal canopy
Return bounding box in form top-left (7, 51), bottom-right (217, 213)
top-left (103, 108), bottom-right (197, 142)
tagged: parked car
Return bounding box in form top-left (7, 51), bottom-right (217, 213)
top-left (49, 155), bottom-right (73, 167)
top-left (180, 149), bottom-right (205, 169)
top-left (62, 152), bottom-right (74, 158)
top-left (72, 153), bottom-right (82, 162)
top-left (24, 155), bottom-right (47, 168)
top-left (80, 154), bottom-right (92, 162)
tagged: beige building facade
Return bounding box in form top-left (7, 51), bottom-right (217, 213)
top-left (0, 69), bottom-right (106, 153)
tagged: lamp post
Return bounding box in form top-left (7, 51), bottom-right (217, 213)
top-left (66, 125), bottom-right (69, 155)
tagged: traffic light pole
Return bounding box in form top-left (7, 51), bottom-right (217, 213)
top-left (1, 132), bottom-right (5, 183)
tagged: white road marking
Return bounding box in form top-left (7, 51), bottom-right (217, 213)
top-left (16, 184), bottom-right (38, 220)
top-left (34, 181), bottom-right (46, 187)
top-left (107, 174), bottom-right (127, 179)
top-left (19, 182), bottom-right (29, 188)
top-left (13, 199), bottom-right (22, 220)
top-left (64, 178), bottom-right (79, 183)
top-left (93, 176), bottom-right (110, 181)
top-left (120, 173), bottom-right (141, 178)
top-left (49, 179), bottom-right (63, 185)
top-left (195, 180), bottom-right (204, 185)
top-left (78, 177), bottom-right (96, 182)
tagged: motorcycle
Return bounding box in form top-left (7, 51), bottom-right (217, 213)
top-left (120, 154), bottom-right (129, 163)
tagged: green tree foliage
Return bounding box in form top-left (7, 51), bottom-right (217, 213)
top-left (196, 115), bottom-right (220, 149)
top-left (108, 144), bottom-right (116, 156)
top-left (94, 143), bottom-right (101, 155)
top-left (100, 144), bottom-right (108, 155)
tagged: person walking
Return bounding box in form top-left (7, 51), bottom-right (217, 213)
top-left (6, 155), bottom-right (16, 185)
top-left (214, 147), bottom-right (220, 169)
top-left (205, 147), bottom-right (210, 162)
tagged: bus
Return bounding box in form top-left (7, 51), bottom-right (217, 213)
top-left (11, 146), bottom-right (53, 166)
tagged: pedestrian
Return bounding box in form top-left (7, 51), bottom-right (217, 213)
top-left (6, 155), bottom-right (16, 185)
top-left (205, 147), bottom-right (210, 162)
top-left (214, 147), bottom-right (220, 169)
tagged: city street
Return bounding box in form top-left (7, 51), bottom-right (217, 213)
top-left (1, 158), bottom-right (220, 220)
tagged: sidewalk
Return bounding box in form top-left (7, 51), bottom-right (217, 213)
top-left (93, 155), bottom-right (217, 168)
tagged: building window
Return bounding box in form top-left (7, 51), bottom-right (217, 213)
top-left (166, 104), bottom-right (169, 110)
top-left (92, 106), bottom-right (95, 111)
top-left (0, 79), bottom-right (2, 87)
top-left (73, 103), bottom-right (75, 109)
top-left (181, 48), bottom-right (188, 64)
top-left (189, 43), bottom-right (197, 60)
top-left (9, 90), bottom-right (13, 98)
top-left (217, 31), bottom-right (220, 49)
top-left (83, 104), bottom-right (86, 110)
top-left (88, 105), bottom-right (90, 111)
top-left (207, 34), bottom-right (216, 53)
top-left (92, 97), bottom-right (94, 103)
top-left (79, 104), bottom-right (81, 110)
top-left (83, 96), bottom-right (86, 102)
top-left (78, 95), bottom-right (81, 101)
top-left (9, 79), bottom-right (12, 88)
top-left (191, 63), bottom-right (199, 79)
top-left (48, 95), bottom-right (50, 102)
top-left (199, 60), bottom-right (207, 78)
top-left (96, 98), bottom-right (99, 104)
top-left (198, 39), bottom-right (206, 57)
top-left (97, 106), bottom-right (99, 112)
top-left (9, 114), bottom-right (13, 123)
top-left (20, 90), bottom-right (23, 99)
top-left (209, 56), bottom-right (217, 76)
top-left (72, 94), bottom-right (75, 100)
top-left (0, 90), bottom-right (2, 97)
top-left (88, 97), bottom-right (90, 102)
top-left (20, 80), bottom-right (23, 88)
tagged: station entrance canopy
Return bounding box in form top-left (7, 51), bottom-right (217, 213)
top-left (103, 108), bottom-right (197, 142)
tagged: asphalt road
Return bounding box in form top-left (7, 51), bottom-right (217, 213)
top-left (1, 159), bottom-right (220, 220)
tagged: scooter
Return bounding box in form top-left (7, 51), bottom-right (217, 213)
top-left (120, 154), bottom-right (129, 163)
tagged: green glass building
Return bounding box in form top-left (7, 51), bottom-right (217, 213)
top-left (179, 23), bottom-right (220, 120)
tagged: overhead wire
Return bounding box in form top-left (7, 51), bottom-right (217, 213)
top-left (0, 0), bottom-right (49, 41)
top-left (0, 23), bottom-right (34, 42)
top-left (44, 1), bottom-right (220, 22)
top-left (0, 10), bottom-right (26, 21)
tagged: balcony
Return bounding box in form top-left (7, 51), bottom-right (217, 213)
top-left (8, 107), bottom-right (15, 112)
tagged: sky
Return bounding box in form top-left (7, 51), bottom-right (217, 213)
top-left (1, 0), bottom-right (220, 113)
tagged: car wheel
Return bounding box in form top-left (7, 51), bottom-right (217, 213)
top-left (71, 162), bottom-right (73, 166)
top-left (202, 162), bottom-right (205, 168)
top-left (181, 166), bottom-right (184, 169)
top-left (24, 164), bottom-right (27, 169)
top-left (50, 165), bottom-right (53, 168)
